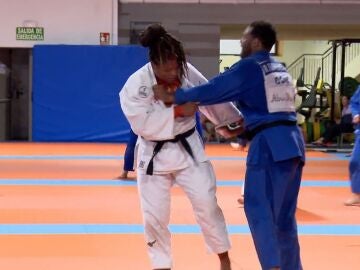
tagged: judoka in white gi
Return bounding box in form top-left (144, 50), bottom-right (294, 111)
top-left (120, 24), bottom-right (243, 270)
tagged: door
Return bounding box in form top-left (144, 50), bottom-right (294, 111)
top-left (0, 48), bottom-right (31, 141)
top-left (0, 50), bottom-right (11, 140)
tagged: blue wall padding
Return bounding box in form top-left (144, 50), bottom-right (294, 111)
top-left (32, 45), bottom-right (148, 142)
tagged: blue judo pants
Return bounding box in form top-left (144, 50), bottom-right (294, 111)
top-left (195, 111), bottom-right (204, 142)
top-left (349, 133), bottom-right (360, 193)
top-left (123, 129), bottom-right (138, 171)
top-left (244, 143), bottom-right (303, 270)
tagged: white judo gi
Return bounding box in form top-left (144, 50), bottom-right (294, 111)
top-left (120, 62), bottom-right (241, 269)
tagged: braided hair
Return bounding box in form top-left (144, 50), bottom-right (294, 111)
top-left (139, 23), bottom-right (188, 79)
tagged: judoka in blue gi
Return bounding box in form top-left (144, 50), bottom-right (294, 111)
top-left (154, 21), bottom-right (305, 270)
top-left (345, 86), bottom-right (360, 206)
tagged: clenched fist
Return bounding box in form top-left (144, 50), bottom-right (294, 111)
top-left (174, 102), bottom-right (198, 117)
top-left (153, 84), bottom-right (175, 105)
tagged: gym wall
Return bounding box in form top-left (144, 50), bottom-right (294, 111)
top-left (32, 45), bottom-right (148, 142)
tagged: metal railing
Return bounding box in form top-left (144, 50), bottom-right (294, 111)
top-left (288, 42), bottom-right (360, 87)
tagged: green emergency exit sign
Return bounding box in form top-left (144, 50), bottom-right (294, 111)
top-left (16, 27), bottom-right (44, 41)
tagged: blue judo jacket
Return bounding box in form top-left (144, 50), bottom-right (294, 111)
top-left (175, 50), bottom-right (305, 165)
top-left (351, 86), bottom-right (360, 134)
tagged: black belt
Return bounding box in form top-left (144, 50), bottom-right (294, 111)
top-left (244, 120), bottom-right (297, 140)
top-left (146, 127), bottom-right (196, 175)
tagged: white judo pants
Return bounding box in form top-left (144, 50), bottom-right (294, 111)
top-left (137, 161), bottom-right (231, 269)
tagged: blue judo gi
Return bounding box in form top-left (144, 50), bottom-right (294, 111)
top-left (123, 128), bottom-right (138, 172)
top-left (349, 86), bottom-right (360, 194)
top-left (174, 50), bottom-right (305, 270)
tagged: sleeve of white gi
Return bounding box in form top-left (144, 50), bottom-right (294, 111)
top-left (119, 72), bottom-right (175, 141)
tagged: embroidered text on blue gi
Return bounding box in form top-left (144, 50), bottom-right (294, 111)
top-left (271, 92), bottom-right (293, 103)
top-left (274, 75), bottom-right (290, 85)
top-left (261, 62), bottom-right (286, 75)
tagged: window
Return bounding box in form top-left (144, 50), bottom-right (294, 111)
top-left (220, 39), bottom-right (277, 56)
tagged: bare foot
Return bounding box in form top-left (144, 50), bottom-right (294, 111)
top-left (344, 194), bottom-right (360, 206)
top-left (313, 137), bottom-right (324, 144)
top-left (115, 171), bottom-right (128, 179)
top-left (230, 142), bottom-right (240, 150)
top-left (237, 195), bottom-right (244, 205)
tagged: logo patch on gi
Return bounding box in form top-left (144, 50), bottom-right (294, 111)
top-left (138, 86), bottom-right (150, 98)
top-left (139, 160), bottom-right (145, 168)
top-left (147, 240), bottom-right (157, 247)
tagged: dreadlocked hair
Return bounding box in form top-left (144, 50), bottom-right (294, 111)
top-left (139, 23), bottom-right (188, 79)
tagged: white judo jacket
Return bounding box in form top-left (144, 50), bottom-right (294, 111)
top-left (120, 62), bottom-right (242, 173)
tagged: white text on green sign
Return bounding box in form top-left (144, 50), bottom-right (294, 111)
top-left (16, 27), bottom-right (44, 41)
